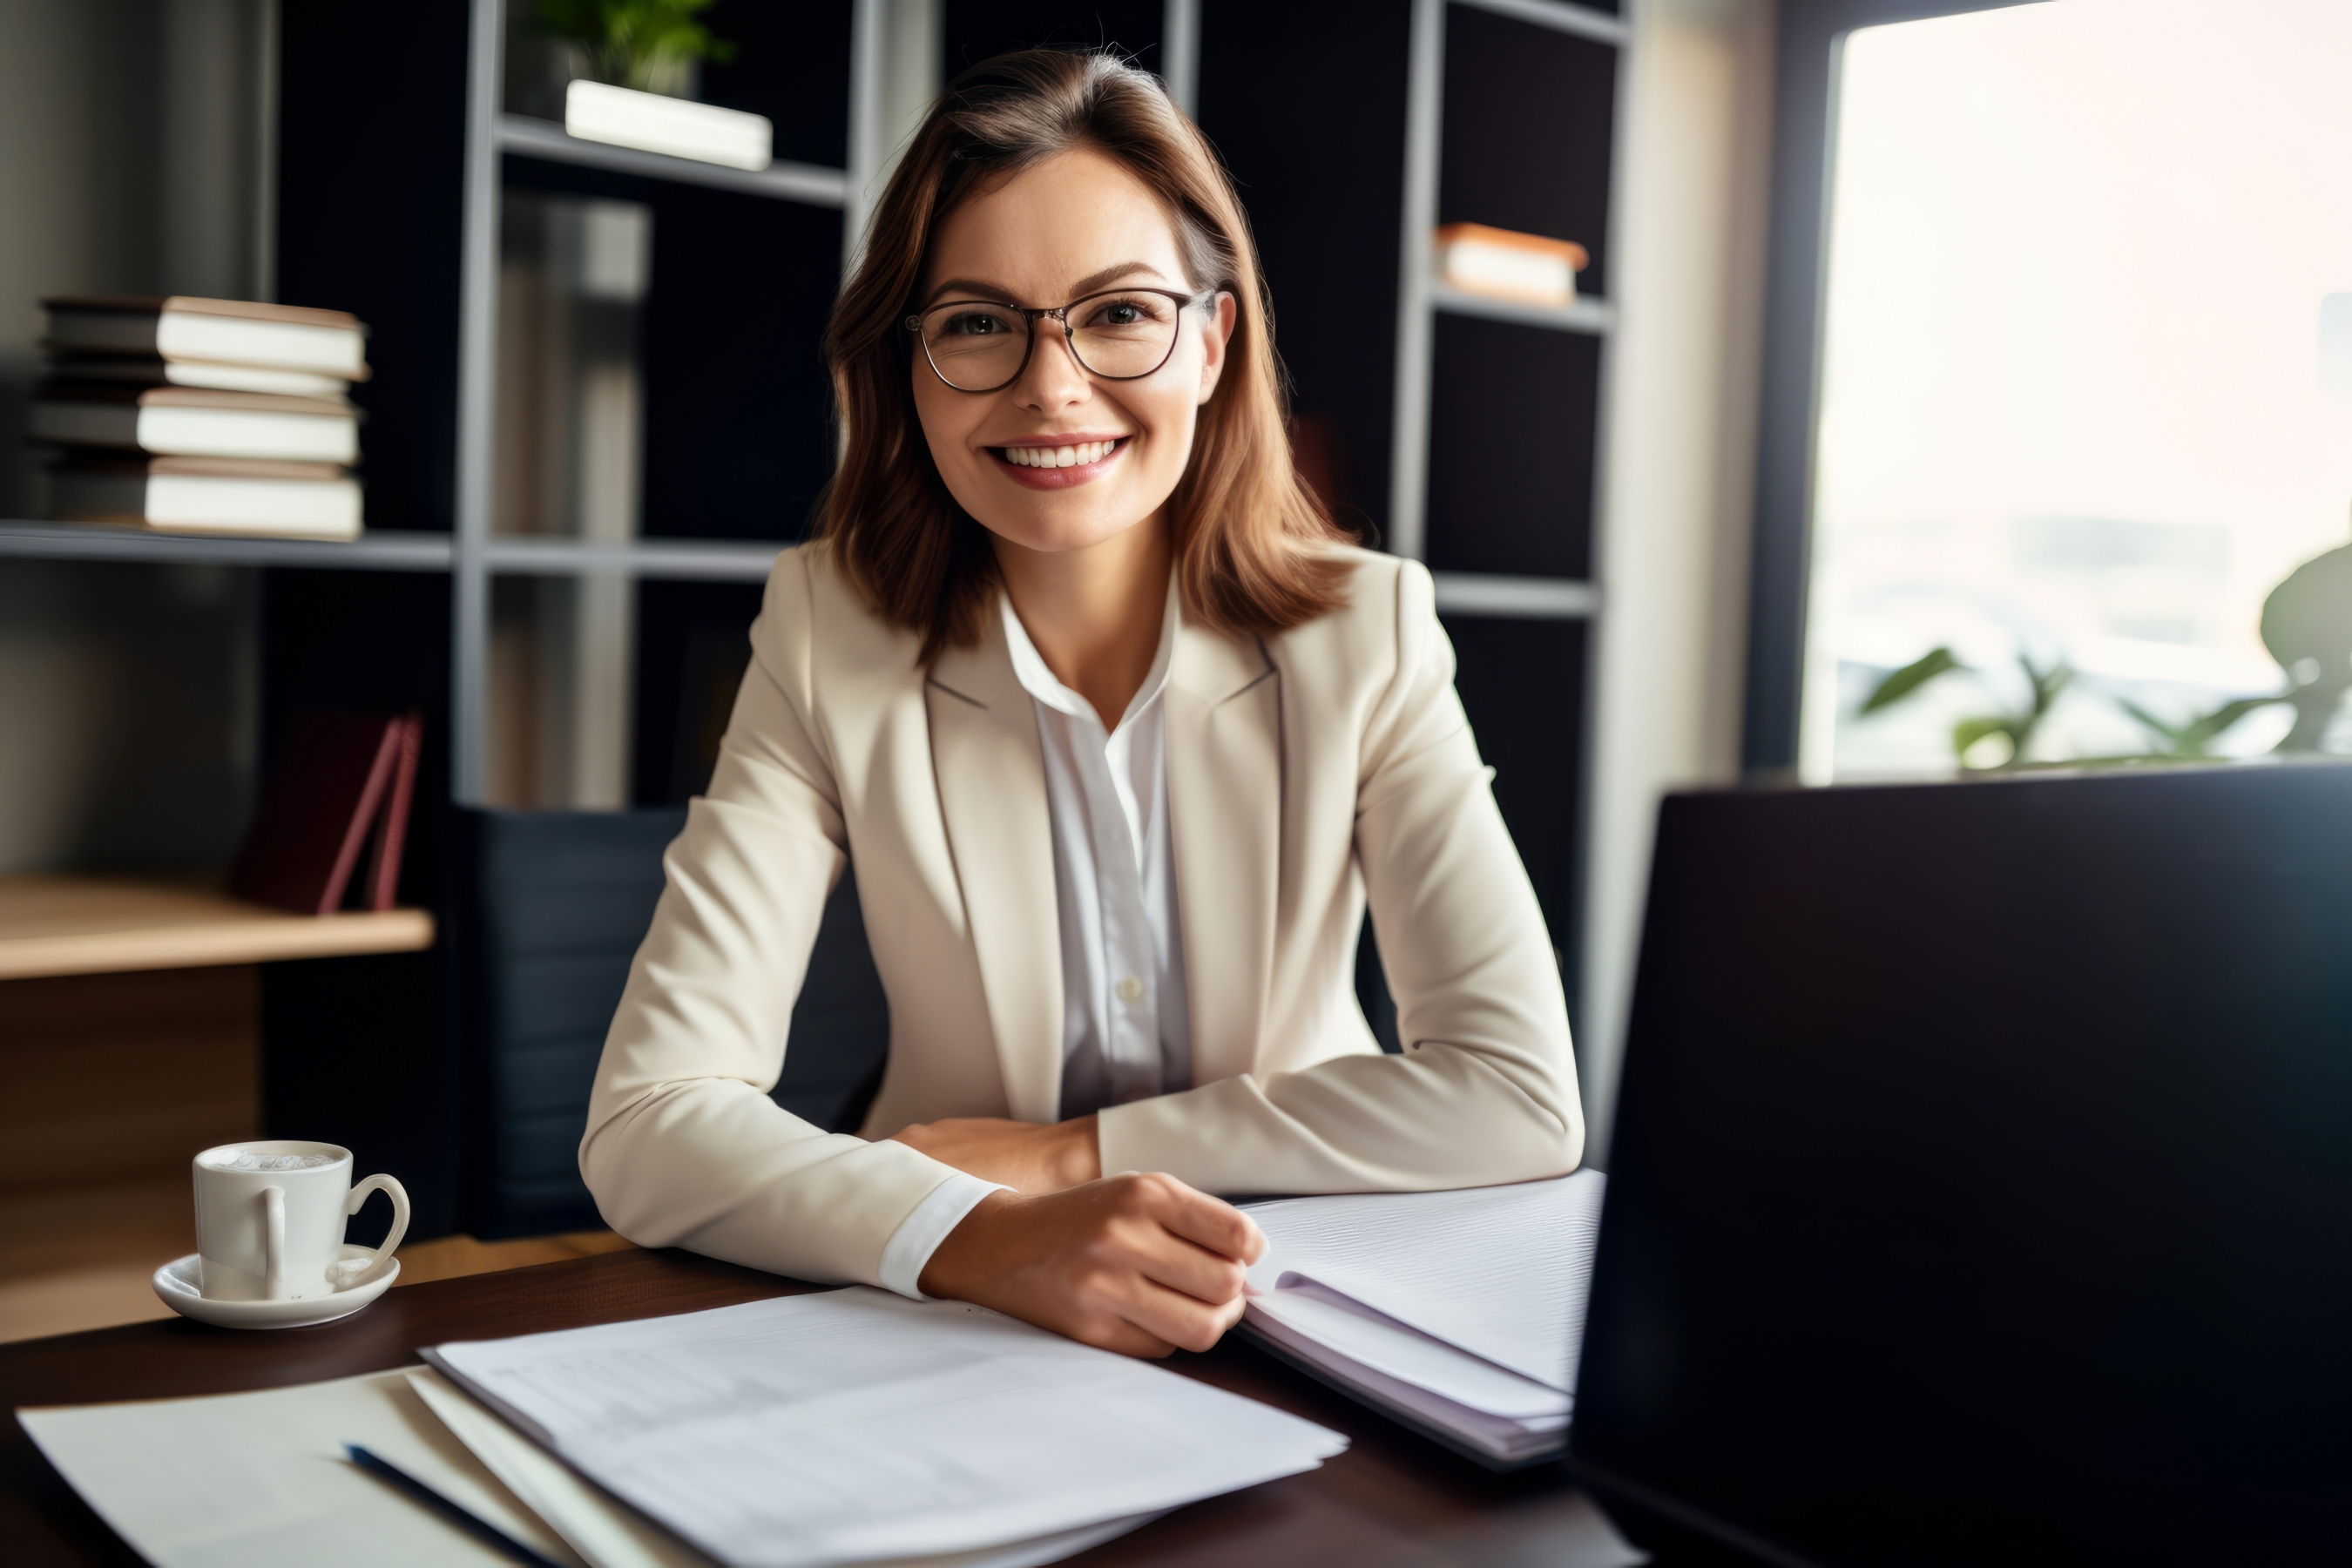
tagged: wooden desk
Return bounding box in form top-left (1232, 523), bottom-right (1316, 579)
top-left (1, 1247), bottom-right (1634, 1566)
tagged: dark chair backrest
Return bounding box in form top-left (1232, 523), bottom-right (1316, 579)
top-left (462, 808), bottom-right (888, 1240)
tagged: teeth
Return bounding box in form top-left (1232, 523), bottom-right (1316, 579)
top-left (1004, 440), bottom-right (1118, 468)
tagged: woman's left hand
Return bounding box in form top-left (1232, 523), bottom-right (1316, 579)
top-left (889, 1115), bottom-right (1103, 1193)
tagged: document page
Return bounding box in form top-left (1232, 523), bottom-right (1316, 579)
top-left (1241, 1170), bottom-right (1606, 1392)
top-left (18, 1367), bottom-right (584, 1568)
top-left (426, 1287), bottom-right (1344, 1568)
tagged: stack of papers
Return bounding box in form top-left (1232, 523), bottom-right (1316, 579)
top-left (1240, 1171), bottom-right (1605, 1464)
top-left (24, 1287), bottom-right (1345, 1568)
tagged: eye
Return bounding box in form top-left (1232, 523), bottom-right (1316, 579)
top-left (1081, 294), bottom-right (1171, 331)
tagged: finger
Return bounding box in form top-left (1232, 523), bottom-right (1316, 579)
top-left (1119, 1276), bottom-right (1248, 1355)
top-left (1132, 1230), bottom-right (1249, 1306)
top-left (1137, 1176), bottom-right (1263, 1262)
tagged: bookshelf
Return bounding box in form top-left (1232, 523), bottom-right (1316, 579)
top-left (3, 0), bottom-right (1629, 1244)
top-left (1200, 0), bottom-right (1625, 1026)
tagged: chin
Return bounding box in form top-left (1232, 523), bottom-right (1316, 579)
top-left (974, 495), bottom-right (1153, 557)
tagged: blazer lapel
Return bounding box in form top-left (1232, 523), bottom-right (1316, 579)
top-left (1166, 612), bottom-right (1281, 1091)
top-left (928, 609), bottom-right (1064, 1125)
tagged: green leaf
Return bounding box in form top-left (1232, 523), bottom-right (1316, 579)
top-left (1951, 715), bottom-right (2016, 767)
top-left (2181, 695), bottom-right (2283, 749)
top-left (1861, 646), bottom-right (1963, 716)
top-left (2119, 698), bottom-right (2188, 747)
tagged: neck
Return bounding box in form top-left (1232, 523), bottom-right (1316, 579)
top-left (995, 514), bottom-right (1173, 729)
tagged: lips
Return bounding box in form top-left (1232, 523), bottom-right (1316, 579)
top-left (989, 436), bottom-right (1130, 490)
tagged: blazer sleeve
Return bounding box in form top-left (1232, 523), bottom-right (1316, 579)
top-left (578, 551), bottom-right (968, 1286)
top-left (1097, 558), bottom-right (1585, 1193)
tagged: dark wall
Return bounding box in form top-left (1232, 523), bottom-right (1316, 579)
top-left (1197, 0), bottom-right (1413, 540)
top-left (942, 0), bottom-right (1166, 78)
top-left (279, 0), bottom-right (469, 535)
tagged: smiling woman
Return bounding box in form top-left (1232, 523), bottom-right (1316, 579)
top-left (579, 50), bottom-right (1582, 1362)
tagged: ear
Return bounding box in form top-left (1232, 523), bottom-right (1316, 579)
top-left (1195, 291), bottom-right (1239, 406)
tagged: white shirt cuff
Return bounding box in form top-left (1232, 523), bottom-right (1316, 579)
top-left (876, 1173), bottom-right (1009, 1300)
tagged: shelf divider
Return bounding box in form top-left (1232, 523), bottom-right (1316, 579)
top-left (1449, 0), bottom-right (1631, 48)
top-left (498, 115), bottom-right (850, 207)
top-left (0, 875), bottom-right (436, 981)
top-left (1430, 280), bottom-right (1615, 335)
top-left (0, 523), bottom-right (456, 571)
top-left (483, 535), bottom-right (787, 581)
top-left (1430, 572), bottom-right (1600, 619)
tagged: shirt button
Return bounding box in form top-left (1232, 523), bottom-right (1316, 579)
top-left (1116, 975), bottom-right (1145, 1004)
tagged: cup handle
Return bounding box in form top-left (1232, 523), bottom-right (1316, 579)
top-left (335, 1174), bottom-right (410, 1291)
top-left (262, 1186), bottom-right (288, 1300)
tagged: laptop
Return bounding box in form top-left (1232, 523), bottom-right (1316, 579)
top-left (1570, 762), bottom-right (2352, 1567)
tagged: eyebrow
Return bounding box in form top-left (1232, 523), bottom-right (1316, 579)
top-left (923, 261), bottom-right (1176, 308)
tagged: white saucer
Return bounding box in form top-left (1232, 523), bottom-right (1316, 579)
top-left (152, 1245), bottom-right (400, 1329)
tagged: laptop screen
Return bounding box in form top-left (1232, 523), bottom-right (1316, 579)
top-left (1570, 764), bottom-right (2352, 1568)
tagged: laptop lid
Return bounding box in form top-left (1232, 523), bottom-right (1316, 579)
top-left (1570, 763), bottom-right (2352, 1567)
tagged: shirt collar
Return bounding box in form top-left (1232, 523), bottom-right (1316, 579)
top-left (1001, 573), bottom-right (1180, 735)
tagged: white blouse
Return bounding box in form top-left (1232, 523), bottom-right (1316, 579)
top-left (875, 582), bottom-right (1192, 1298)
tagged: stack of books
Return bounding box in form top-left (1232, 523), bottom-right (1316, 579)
top-left (33, 296), bottom-right (370, 541)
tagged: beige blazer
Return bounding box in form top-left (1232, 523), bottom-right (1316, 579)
top-left (581, 542), bottom-right (1582, 1288)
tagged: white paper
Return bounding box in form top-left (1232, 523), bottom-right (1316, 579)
top-left (1241, 1171), bottom-right (1605, 1392)
top-left (405, 1369), bottom-right (1164, 1568)
top-left (1247, 1281), bottom-right (1570, 1421)
top-left (426, 1287), bottom-right (1344, 1568)
top-left (1241, 1311), bottom-right (1565, 1463)
top-left (19, 1368), bottom-right (585, 1568)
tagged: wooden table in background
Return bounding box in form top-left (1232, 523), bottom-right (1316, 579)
top-left (0, 1247), bottom-right (1637, 1567)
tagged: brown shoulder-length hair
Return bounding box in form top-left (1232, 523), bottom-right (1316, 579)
top-left (812, 48), bottom-right (1352, 659)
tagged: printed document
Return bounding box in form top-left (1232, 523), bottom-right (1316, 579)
top-left (424, 1287), bottom-right (1345, 1568)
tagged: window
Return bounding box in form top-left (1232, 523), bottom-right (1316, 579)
top-left (1802, 0), bottom-right (2352, 779)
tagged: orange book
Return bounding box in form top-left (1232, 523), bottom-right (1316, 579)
top-left (1433, 223), bottom-right (1590, 307)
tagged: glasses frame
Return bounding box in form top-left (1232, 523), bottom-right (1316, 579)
top-left (905, 287), bottom-right (1218, 394)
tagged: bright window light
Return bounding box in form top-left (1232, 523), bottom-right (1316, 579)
top-left (1803, 0), bottom-right (2352, 779)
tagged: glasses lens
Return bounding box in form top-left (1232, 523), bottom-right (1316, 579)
top-left (922, 303), bottom-right (1031, 389)
top-left (1069, 292), bottom-right (1182, 380)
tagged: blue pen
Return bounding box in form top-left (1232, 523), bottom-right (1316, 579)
top-left (345, 1443), bottom-right (566, 1568)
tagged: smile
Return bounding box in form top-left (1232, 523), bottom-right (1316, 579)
top-left (989, 436), bottom-right (1130, 490)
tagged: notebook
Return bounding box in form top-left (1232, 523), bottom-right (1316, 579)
top-left (1239, 1171), bottom-right (1605, 1465)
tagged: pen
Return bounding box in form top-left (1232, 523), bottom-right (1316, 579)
top-left (344, 1443), bottom-right (566, 1568)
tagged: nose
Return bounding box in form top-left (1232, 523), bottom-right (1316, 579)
top-left (1011, 317), bottom-right (1092, 414)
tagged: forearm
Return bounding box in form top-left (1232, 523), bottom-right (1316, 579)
top-left (1097, 1041), bottom-right (1582, 1196)
top-left (581, 1078), bottom-right (966, 1285)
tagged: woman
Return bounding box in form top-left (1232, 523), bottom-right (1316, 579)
top-left (583, 50), bottom-right (1581, 1359)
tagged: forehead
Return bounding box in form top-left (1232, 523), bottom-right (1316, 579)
top-left (923, 147), bottom-right (1188, 298)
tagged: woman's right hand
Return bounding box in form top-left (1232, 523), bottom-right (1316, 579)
top-left (917, 1173), bottom-right (1265, 1358)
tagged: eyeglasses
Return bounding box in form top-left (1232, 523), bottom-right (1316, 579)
top-left (906, 287), bottom-right (1215, 393)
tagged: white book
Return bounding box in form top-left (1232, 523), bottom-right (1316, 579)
top-left (1240, 1171), bottom-right (1607, 1465)
top-left (43, 294), bottom-right (368, 377)
top-left (32, 384), bottom-right (360, 465)
top-left (422, 1287), bottom-right (1347, 1568)
top-left (564, 80), bottom-right (774, 171)
top-left (49, 456), bottom-right (362, 540)
top-left (46, 352), bottom-right (355, 399)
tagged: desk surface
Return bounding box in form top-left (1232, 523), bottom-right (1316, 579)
top-left (1, 1247), bottom-right (1633, 1567)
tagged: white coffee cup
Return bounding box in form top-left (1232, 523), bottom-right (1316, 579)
top-left (192, 1140), bottom-right (409, 1301)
